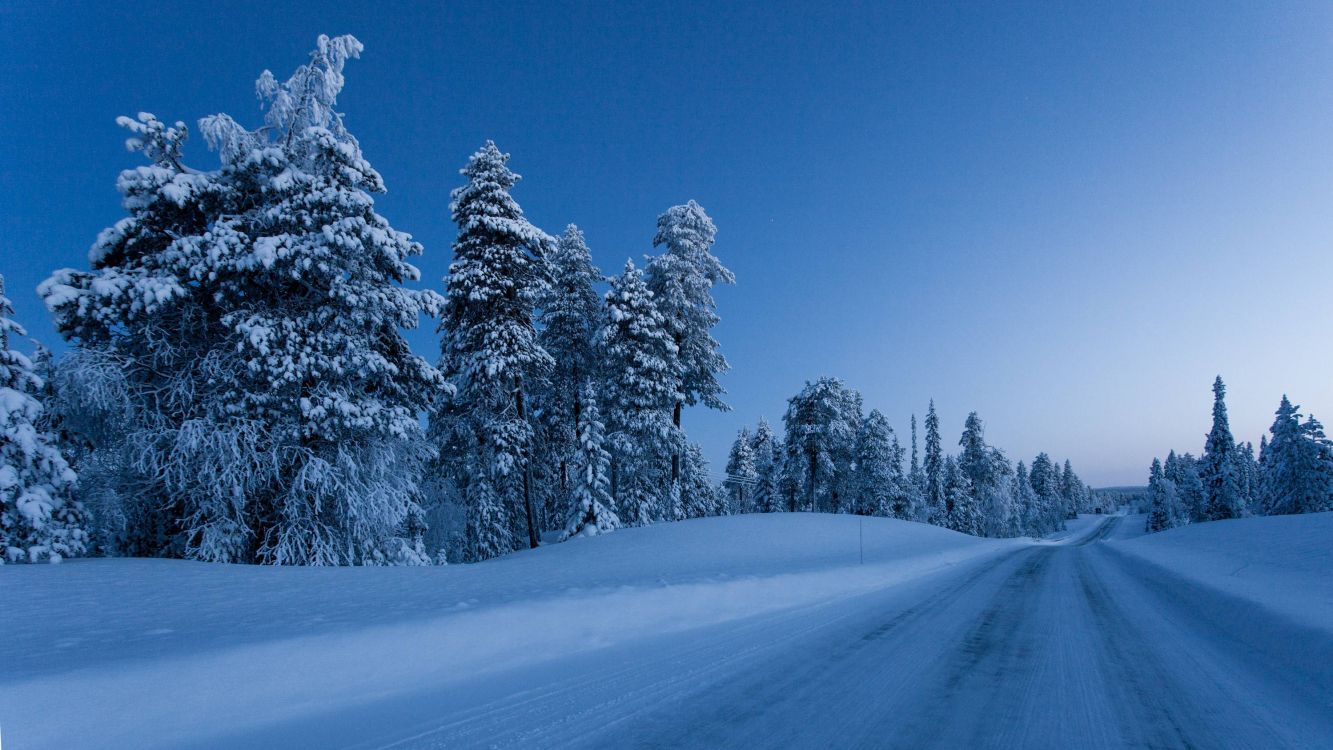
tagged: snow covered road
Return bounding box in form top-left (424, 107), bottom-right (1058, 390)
top-left (4, 513), bottom-right (1330, 749)
top-left (207, 515), bottom-right (1333, 749)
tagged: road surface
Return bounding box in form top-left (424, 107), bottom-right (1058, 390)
top-left (210, 515), bottom-right (1333, 749)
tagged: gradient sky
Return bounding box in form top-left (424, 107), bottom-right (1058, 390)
top-left (2, 1), bottom-right (1331, 486)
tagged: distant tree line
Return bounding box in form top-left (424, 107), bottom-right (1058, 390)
top-left (1145, 376), bottom-right (1332, 533)
top-left (725, 379), bottom-right (1096, 538)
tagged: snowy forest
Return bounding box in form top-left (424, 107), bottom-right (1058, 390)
top-left (3, 34), bottom-right (1328, 568)
top-left (0, 35), bottom-right (1092, 566)
top-left (1143, 376), bottom-right (1333, 533)
top-left (725, 388), bottom-right (1097, 540)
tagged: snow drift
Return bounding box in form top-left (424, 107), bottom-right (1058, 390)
top-left (1108, 511), bottom-right (1333, 633)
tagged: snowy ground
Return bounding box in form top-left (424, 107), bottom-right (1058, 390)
top-left (2, 512), bottom-right (1330, 749)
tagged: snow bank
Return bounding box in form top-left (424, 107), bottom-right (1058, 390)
top-left (1107, 511), bottom-right (1333, 634)
top-left (0, 514), bottom-right (1015, 750)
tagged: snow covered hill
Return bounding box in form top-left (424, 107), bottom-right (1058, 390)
top-left (1, 514), bottom-right (1022, 749)
top-left (1107, 511), bottom-right (1333, 634)
top-left (2, 512), bottom-right (1329, 749)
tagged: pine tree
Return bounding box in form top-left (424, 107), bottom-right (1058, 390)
top-left (725, 427), bottom-right (758, 513)
top-left (1013, 461), bottom-right (1040, 537)
top-left (1146, 458), bottom-right (1180, 533)
top-left (536, 225), bottom-right (604, 527)
top-left (923, 400), bottom-right (943, 522)
top-left (43, 36), bottom-right (442, 565)
top-left (750, 417), bottom-right (783, 513)
top-left (1028, 452), bottom-right (1065, 534)
top-left (1237, 441), bottom-right (1260, 514)
top-left (1060, 459), bottom-right (1083, 519)
top-left (1, 275), bottom-right (88, 563)
top-left (1164, 451), bottom-right (1206, 522)
top-left (681, 443), bottom-right (723, 518)
top-left (437, 141), bottom-right (553, 558)
top-left (1201, 376), bottom-right (1244, 520)
top-left (645, 201), bottom-right (734, 485)
top-left (1302, 415), bottom-right (1333, 513)
top-left (885, 429), bottom-right (913, 519)
top-left (956, 412), bottom-right (1014, 536)
top-left (782, 378), bottom-right (862, 513)
top-left (853, 410), bottom-right (897, 516)
top-left (1262, 396), bottom-right (1333, 515)
top-left (598, 261), bottom-right (679, 526)
top-left (907, 413), bottom-right (926, 520)
top-left (560, 386), bottom-right (620, 539)
top-left (942, 455), bottom-right (981, 535)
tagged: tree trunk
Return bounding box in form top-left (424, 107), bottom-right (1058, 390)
top-left (566, 367), bottom-right (581, 494)
top-left (671, 400), bottom-right (682, 482)
top-left (807, 450), bottom-right (818, 513)
top-left (515, 378), bottom-right (539, 549)
top-left (0, 276), bottom-right (7, 352)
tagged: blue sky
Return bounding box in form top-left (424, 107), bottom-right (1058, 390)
top-left (2, 1), bottom-right (1331, 486)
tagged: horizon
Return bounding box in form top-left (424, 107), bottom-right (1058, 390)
top-left (3, 2), bottom-right (1331, 486)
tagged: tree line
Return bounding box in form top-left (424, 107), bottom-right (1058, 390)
top-left (1145, 376), bottom-right (1332, 533)
top-left (725, 379), bottom-right (1097, 538)
top-left (1, 35), bottom-right (733, 564)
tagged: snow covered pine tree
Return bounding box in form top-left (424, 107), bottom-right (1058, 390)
top-left (646, 201), bottom-right (734, 488)
top-left (560, 384), bottom-right (620, 539)
top-left (0, 275), bottom-right (88, 563)
top-left (1201, 376), bottom-right (1245, 520)
top-left (598, 261), bottom-right (679, 526)
top-left (436, 142), bottom-right (553, 560)
top-left (42, 36), bottom-right (444, 564)
top-left (725, 427), bottom-right (758, 513)
top-left (535, 225), bottom-right (605, 530)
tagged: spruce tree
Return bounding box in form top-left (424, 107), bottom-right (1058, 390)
top-left (942, 455), bottom-right (981, 535)
top-left (1028, 452), bottom-right (1064, 534)
top-left (680, 443), bottom-right (723, 518)
top-left (959, 414), bottom-right (1003, 498)
top-left (598, 261), bottom-right (679, 526)
top-left (923, 400), bottom-right (943, 522)
top-left (750, 417), bottom-right (782, 513)
top-left (885, 429), bottom-right (913, 519)
top-left (782, 378), bottom-right (861, 513)
top-left (1, 275), bottom-right (88, 563)
top-left (44, 36), bottom-right (442, 564)
top-left (1301, 415), bottom-right (1333, 513)
top-left (1262, 396), bottom-right (1333, 515)
top-left (853, 410), bottom-right (897, 516)
top-left (437, 141), bottom-right (553, 558)
top-left (1201, 376), bottom-right (1244, 520)
top-left (957, 412), bottom-right (1014, 536)
top-left (725, 427), bottom-right (758, 513)
top-left (560, 386), bottom-right (620, 539)
top-left (536, 225), bottom-right (604, 525)
top-left (646, 201), bottom-right (734, 485)
top-left (1013, 461), bottom-right (1040, 537)
top-left (1060, 459), bottom-right (1083, 519)
top-left (1237, 441), bottom-right (1260, 514)
top-left (1166, 451), bottom-right (1206, 522)
top-left (1146, 458), bottom-right (1180, 533)
top-left (907, 413), bottom-right (927, 519)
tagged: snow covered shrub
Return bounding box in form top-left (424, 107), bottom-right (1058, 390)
top-left (0, 275), bottom-right (88, 563)
top-left (41, 35), bottom-right (445, 564)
